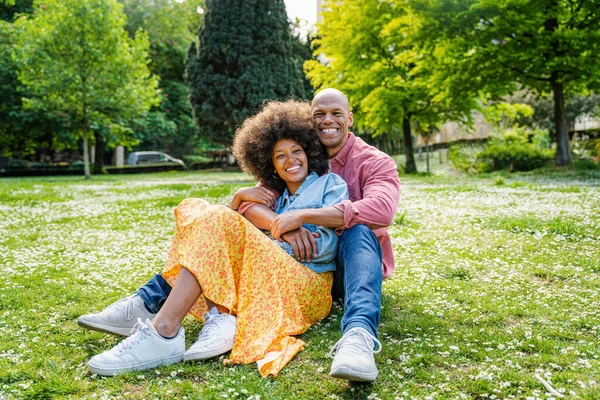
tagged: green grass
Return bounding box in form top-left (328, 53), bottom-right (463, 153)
top-left (1, 169), bottom-right (600, 399)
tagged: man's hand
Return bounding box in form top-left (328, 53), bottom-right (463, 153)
top-left (281, 227), bottom-right (319, 262)
top-left (271, 210), bottom-right (304, 240)
top-left (230, 187), bottom-right (275, 210)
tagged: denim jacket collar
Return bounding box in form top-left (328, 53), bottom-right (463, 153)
top-left (279, 172), bottom-right (319, 209)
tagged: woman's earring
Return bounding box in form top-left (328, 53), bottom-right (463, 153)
top-left (272, 170), bottom-right (278, 179)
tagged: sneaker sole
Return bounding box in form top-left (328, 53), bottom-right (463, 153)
top-left (183, 341), bottom-right (234, 361)
top-left (329, 365), bottom-right (378, 382)
top-left (77, 317), bottom-right (134, 337)
top-left (88, 353), bottom-right (184, 376)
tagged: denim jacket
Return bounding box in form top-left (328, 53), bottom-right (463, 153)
top-left (274, 172), bottom-right (348, 273)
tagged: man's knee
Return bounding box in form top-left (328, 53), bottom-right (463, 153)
top-left (338, 225), bottom-right (381, 260)
top-left (340, 224), bottom-right (374, 239)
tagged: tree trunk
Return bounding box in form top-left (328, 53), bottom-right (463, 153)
top-left (94, 130), bottom-right (104, 174)
top-left (551, 80), bottom-right (572, 166)
top-left (425, 139), bottom-right (430, 173)
top-left (402, 116), bottom-right (417, 173)
top-left (83, 123), bottom-right (91, 179)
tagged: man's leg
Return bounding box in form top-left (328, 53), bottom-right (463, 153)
top-left (136, 273), bottom-right (172, 313)
top-left (329, 224), bottom-right (383, 381)
top-left (77, 273), bottom-right (170, 336)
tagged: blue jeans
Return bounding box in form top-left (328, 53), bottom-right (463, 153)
top-left (136, 273), bottom-right (172, 314)
top-left (332, 224), bottom-right (382, 338)
top-left (137, 224), bottom-right (383, 337)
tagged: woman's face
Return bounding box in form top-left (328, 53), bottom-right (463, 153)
top-left (272, 138), bottom-right (309, 194)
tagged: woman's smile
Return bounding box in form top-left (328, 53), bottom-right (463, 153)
top-left (272, 138), bottom-right (309, 194)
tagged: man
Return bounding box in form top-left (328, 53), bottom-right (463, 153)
top-left (78, 89), bottom-right (400, 381)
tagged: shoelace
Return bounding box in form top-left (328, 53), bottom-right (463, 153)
top-left (107, 295), bottom-right (136, 321)
top-left (115, 318), bottom-right (150, 353)
top-left (328, 328), bottom-right (382, 358)
top-left (123, 296), bottom-right (137, 321)
top-left (198, 312), bottom-right (225, 339)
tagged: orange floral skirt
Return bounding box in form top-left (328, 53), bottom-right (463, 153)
top-left (161, 199), bottom-right (333, 377)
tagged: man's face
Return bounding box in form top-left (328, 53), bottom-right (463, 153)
top-left (311, 93), bottom-right (353, 157)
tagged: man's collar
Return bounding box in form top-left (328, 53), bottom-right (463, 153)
top-left (330, 132), bottom-right (356, 166)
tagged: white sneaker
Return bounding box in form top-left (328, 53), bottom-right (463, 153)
top-left (77, 294), bottom-right (156, 336)
top-left (88, 318), bottom-right (185, 376)
top-left (183, 307), bottom-right (236, 361)
top-left (329, 327), bottom-right (382, 382)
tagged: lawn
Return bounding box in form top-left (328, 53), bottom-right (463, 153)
top-left (1, 167), bottom-right (599, 399)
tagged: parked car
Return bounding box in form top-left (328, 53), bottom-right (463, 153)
top-left (127, 151), bottom-right (185, 166)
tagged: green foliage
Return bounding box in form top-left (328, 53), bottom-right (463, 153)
top-left (409, 0), bottom-right (600, 166)
top-left (119, 0), bottom-right (203, 157)
top-left (481, 140), bottom-right (554, 172)
top-left (0, 0), bottom-right (31, 22)
top-left (13, 0), bottom-right (160, 177)
top-left (449, 144), bottom-right (489, 174)
top-left (182, 155), bottom-right (212, 164)
top-left (0, 19), bottom-right (74, 159)
top-left (506, 91), bottom-right (600, 133)
top-left (289, 19), bottom-right (315, 97)
top-left (186, 0), bottom-right (308, 143)
top-left (483, 102), bottom-right (534, 128)
top-left (574, 159), bottom-right (600, 171)
top-left (572, 138), bottom-right (600, 162)
top-left (450, 127), bottom-right (554, 173)
top-left (305, 0), bottom-right (477, 173)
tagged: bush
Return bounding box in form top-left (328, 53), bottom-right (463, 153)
top-left (104, 163), bottom-right (185, 174)
top-left (449, 127), bottom-right (554, 173)
top-left (574, 159), bottom-right (600, 171)
top-left (183, 155), bottom-right (215, 170)
top-left (480, 142), bottom-right (553, 172)
top-left (183, 155), bottom-right (212, 164)
top-left (448, 144), bottom-right (487, 174)
top-left (572, 138), bottom-right (599, 161)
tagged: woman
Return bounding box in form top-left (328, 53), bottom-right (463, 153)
top-left (88, 100), bottom-right (348, 378)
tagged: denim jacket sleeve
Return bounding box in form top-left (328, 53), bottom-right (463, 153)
top-left (278, 174), bottom-right (348, 264)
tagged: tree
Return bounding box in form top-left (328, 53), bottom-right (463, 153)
top-left (305, 0), bottom-right (476, 173)
top-left (506, 91), bottom-right (600, 133)
top-left (410, 0), bottom-right (600, 166)
top-left (13, 0), bottom-right (160, 178)
top-left (290, 18), bottom-right (316, 97)
top-left (0, 0), bottom-right (32, 21)
top-left (186, 0), bottom-right (308, 143)
top-left (119, 0), bottom-right (203, 160)
top-left (1, 10), bottom-right (77, 161)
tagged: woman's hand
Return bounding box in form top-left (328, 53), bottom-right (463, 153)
top-left (229, 187), bottom-right (275, 210)
top-left (281, 227), bottom-right (319, 262)
top-left (270, 211), bottom-right (304, 240)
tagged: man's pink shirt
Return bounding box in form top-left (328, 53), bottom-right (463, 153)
top-left (239, 132), bottom-right (401, 278)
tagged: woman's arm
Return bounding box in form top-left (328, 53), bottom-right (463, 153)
top-left (277, 174), bottom-right (349, 264)
top-left (243, 200), bottom-right (320, 263)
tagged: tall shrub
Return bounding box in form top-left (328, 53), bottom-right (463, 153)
top-left (186, 0), bottom-right (308, 143)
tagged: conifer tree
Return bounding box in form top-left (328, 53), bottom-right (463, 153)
top-left (186, 0), bottom-right (307, 143)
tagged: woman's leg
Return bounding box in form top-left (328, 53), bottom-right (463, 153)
top-left (206, 298), bottom-right (229, 314)
top-left (152, 267), bottom-right (202, 337)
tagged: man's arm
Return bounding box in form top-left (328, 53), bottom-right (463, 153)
top-left (270, 174), bottom-right (349, 239)
top-left (269, 206), bottom-right (344, 240)
top-left (229, 187), bottom-right (275, 212)
top-left (243, 203), bottom-right (319, 262)
top-left (332, 157), bottom-right (400, 229)
top-left (271, 158), bottom-right (400, 237)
